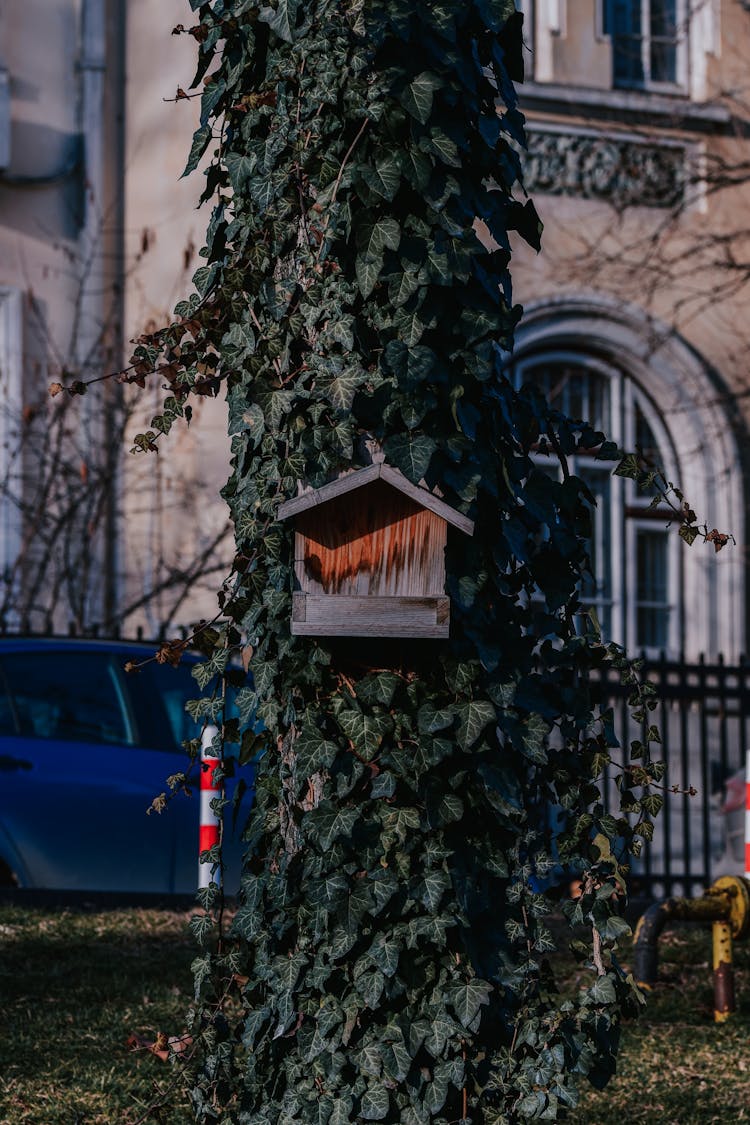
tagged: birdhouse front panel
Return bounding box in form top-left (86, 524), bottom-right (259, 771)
top-left (294, 481), bottom-right (446, 598)
top-left (277, 462), bottom-right (473, 639)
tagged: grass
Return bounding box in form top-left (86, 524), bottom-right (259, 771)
top-left (2, 907), bottom-right (750, 1123)
top-left (0, 906), bottom-right (194, 1124)
top-left (568, 927), bottom-right (750, 1124)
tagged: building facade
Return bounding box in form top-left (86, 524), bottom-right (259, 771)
top-left (514, 0), bottom-right (749, 662)
top-left (0, 0), bottom-right (229, 637)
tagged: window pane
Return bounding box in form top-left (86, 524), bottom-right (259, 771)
top-left (520, 364), bottom-right (610, 432)
top-left (636, 530), bottom-right (670, 650)
top-left (650, 0), bottom-right (679, 83)
top-left (580, 469), bottom-right (613, 639)
top-left (650, 0), bottom-right (677, 38)
top-left (634, 400), bottom-right (665, 498)
top-left (0, 652), bottom-right (131, 744)
top-left (607, 0), bottom-right (644, 86)
top-left (650, 39), bottom-right (677, 83)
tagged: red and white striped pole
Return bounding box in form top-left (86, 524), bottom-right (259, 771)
top-left (745, 751), bottom-right (750, 880)
top-left (199, 723), bottom-right (221, 889)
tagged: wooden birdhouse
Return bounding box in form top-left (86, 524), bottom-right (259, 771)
top-left (277, 462), bottom-right (474, 639)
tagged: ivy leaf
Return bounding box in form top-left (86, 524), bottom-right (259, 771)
top-left (447, 979), bottom-right (492, 1028)
top-left (520, 713), bottom-right (549, 764)
top-left (296, 725), bottom-right (339, 778)
top-left (360, 1084), bottom-right (390, 1121)
top-left (383, 432), bottom-right (436, 482)
top-left (313, 806), bottom-right (360, 850)
top-left (225, 151), bottom-right (256, 192)
top-left (356, 254), bottom-right (384, 298)
top-left (382, 1039), bottom-right (412, 1082)
top-left (361, 153), bottom-right (402, 201)
top-left (356, 1042), bottom-right (383, 1077)
top-left (357, 216), bottom-right (401, 257)
top-left (258, 0), bottom-right (298, 41)
top-left (400, 71), bottom-right (442, 124)
top-left (369, 933), bottom-right (401, 977)
top-left (455, 700), bottom-right (496, 750)
top-left (319, 370), bottom-right (361, 410)
top-left (330, 1099), bottom-right (354, 1125)
top-left (182, 124), bottom-right (212, 177)
top-left (587, 975), bottom-right (617, 1005)
top-left (357, 672), bottom-right (400, 707)
top-left (418, 867), bottom-right (451, 912)
top-left (337, 709), bottom-right (389, 758)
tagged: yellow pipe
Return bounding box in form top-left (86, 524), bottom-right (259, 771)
top-left (712, 918), bottom-right (735, 1023)
top-left (634, 876), bottom-right (750, 1024)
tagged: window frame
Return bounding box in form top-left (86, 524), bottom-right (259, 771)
top-left (512, 349), bottom-right (683, 657)
top-left (602, 0), bottom-right (689, 94)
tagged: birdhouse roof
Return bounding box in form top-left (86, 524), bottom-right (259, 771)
top-left (277, 462), bottom-right (474, 535)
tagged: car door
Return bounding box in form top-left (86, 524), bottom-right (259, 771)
top-left (123, 657), bottom-right (256, 893)
top-left (0, 648), bottom-right (185, 893)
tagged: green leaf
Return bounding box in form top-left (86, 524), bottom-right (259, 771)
top-left (357, 216), bottom-right (401, 257)
top-left (225, 151), bottom-right (256, 192)
top-left (447, 979), bottom-right (492, 1028)
top-left (356, 254), bottom-right (384, 298)
top-left (357, 672), bottom-right (400, 707)
top-left (383, 432), bottom-right (436, 482)
top-left (419, 867), bottom-right (450, 912)
top-left (587, 975), bottom-right (617, 1005)
top-left (400, 71), bottom-right (442, 124)
top-left (361, 153), bottom-right (401, 201)
top-left (258, 0), bottom-right (298, 41)
top-left (455, 700), bottom-right (496, 750)
top-left (382, 1039), bottom-right (412, 1082)
top-left (360, 1084), bottom-right (390, 1121)
top-left (337, 709), bottom-right (389, 758)
top-left (389, 269), bottom-right (421, 307)
top-left (319, 370), bottom-right (361, 410)
top-left (369, 933), bottom-right (401, 977)
top-left (313, 806), bottom-right (360, 850)
top-left (182, 124), bottom-right (212, 177)
top-left (296, 725), bottom-right (340, 778)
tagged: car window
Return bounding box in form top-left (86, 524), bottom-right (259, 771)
top-left (0, 652), bottom-right (133, 745)
top-left (125, 661), bottom-right (203, 751)
top-left (123, 659), bottom-right (248, 753)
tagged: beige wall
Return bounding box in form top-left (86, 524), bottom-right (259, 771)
top-left (0, 0), bottom-right (232, 636)
top-left (120, 0), bottom-right (232, 637)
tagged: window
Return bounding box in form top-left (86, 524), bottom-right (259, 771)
top-left (515, 356), bottom-right (681, 655)
top-left (0, 653), bottom-right (132, 745)
top-left (603, 0), bottom-right (685, 89)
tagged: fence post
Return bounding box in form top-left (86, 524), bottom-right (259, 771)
top-left (199, 723), bottom-right (221, 890)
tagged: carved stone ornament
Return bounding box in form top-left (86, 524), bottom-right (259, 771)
top-left (523, 128), bottom-right (687, 209)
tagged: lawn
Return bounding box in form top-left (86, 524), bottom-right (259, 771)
top-left (0, 906), bottom-right (194, 1124)
top-left (1, 905), bottom-right (749, 1123)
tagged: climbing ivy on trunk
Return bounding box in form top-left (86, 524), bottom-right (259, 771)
top-left (153, 0), bottom-right (664, 1120)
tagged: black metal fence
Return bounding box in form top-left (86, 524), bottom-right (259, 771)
top-left (595, 655), bottom-right (750, 900)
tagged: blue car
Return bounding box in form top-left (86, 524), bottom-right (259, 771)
top-left (0, 638), bottom-right (255, 895)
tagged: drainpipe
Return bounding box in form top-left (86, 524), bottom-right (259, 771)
top-left (77, 0), bottom-right (110, 628)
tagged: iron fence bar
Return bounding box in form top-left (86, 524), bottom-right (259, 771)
top-left (679, 654), bottom-right (692, 897)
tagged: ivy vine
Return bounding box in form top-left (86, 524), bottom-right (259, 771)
top-left (132, 1), bottom-right (671, 1120)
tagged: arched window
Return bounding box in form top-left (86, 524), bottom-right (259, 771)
top-left (511, 297), bottom-right (746, 662)
top-left (514, 353), bottom-right (682, 654)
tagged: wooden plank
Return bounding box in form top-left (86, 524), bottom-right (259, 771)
top-left (379, 464), bottom-right (474, 535)
top-left (290, 594), bottom-right (451, 638)
top-left (277, 464), bottom-right (381, 520)
top-left (295, 481), bottom-right (446, 597)
top-left (292, 592), bottom-right (307, 622)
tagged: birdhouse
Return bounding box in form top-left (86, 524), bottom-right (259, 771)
top-left (277, 462), bottom-right (474, 639)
